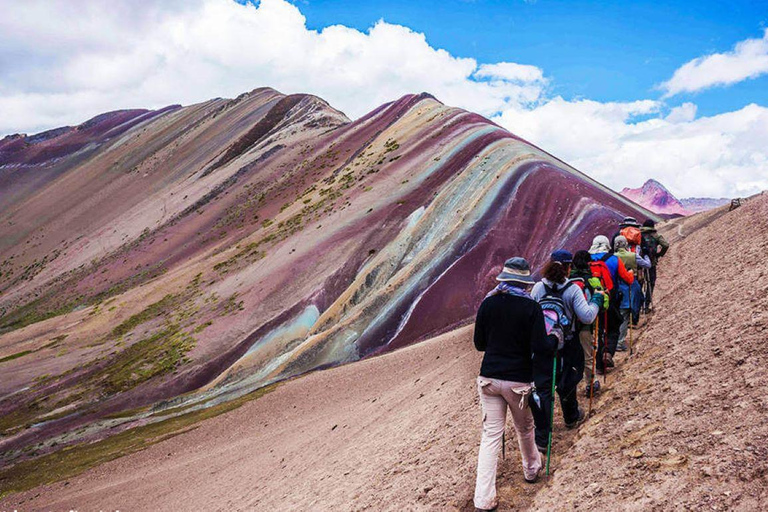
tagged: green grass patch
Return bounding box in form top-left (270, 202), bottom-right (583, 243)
top-left (101, 326), bottom-right (195, 395)
top-left (0, 383), bottom-right (278, 500)
top-left (111, 294), bottom-right (177, 337)
top-left (0, 335), bottom-right (69, 364)
top-left (0, 350), bottom-right (34, 364)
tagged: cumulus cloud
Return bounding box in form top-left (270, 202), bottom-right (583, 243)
top-left (660, 29), bottom-right (768, 97)
top-left (0, 0), bottom-right (766, 198)
top-left (474, 62), bottom-right (546, 84)
top-left (0, 0), bottom-right (546, 133)
top-left (495, 99), bottom-right (768, 198)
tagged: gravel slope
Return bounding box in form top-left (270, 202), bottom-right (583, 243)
top-left (2, 193), bottom-right (766, 511)
top-left (530, 192), bottom-right (768, 511)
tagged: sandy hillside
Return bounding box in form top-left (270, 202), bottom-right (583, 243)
top-left (2, 193), bottom-right (767, 511)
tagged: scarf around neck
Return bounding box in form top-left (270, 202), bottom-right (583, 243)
top-left (486, 281), bottom-right (533, 300)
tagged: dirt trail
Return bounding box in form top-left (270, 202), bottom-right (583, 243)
top-left (529, 192), bottom-right (768, 510)
top-left (2, 195), bottom-right (767, 511)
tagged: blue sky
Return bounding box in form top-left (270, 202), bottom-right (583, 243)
top-left (2, 0), bottom-right (768, 197)
top-left (294, 0), bottom-right (768, 117)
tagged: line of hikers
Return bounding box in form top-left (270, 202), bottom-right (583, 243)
top-left (472, 217), bottom-right (669, 511)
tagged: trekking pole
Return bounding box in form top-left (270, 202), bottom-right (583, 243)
top-left (502, 432), bottom-right (506, 460)
top-left (629, 286), bottom-right (634, 357)
top-left (602, 311), bottom-right (607, 386)
top-left (546, 354), bottom-right (557, 477)
top-left (588, 315), bottom-right (598, 417)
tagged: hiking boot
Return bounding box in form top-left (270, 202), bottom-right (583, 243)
top-left (475, 507), bottom-right (498, 512)
top-left (616, 343), bottom-right (628, 352)
top-left (585, 380), bottom-right (601, 396)
top-left (604, 353), bottom-right (615, 367)
top-left (565, 408), bottom-right (586, 429)
top-left (524, 467), bottom-right (542, 484)
top-left (536, 444), bottom-right (547, 455)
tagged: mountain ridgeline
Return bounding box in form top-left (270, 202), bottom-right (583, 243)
top-left (620, 179), bottom-right (730, 216)
top-left (0, 87), bottom-right (656, 465)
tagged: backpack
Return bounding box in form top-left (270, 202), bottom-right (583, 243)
top-left (621, 227), bottom-right (642, 252)
top-left (570, 276), bottom-right (599, 329)
top-left (589, 254), bottom-right (614, 292)
top-left (539, 282), bottom-right (574, 350)
top-left (642, 232), bottom-right (660, 264)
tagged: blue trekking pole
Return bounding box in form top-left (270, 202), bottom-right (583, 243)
top-left (546, 354), bottom-right (557, 477)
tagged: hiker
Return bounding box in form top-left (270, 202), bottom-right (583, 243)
top-left (640, 219), bottom-right (669, 312)
top-left (611, 216), bottom-right (641, 247)
top-left (588, 235), bottom-right (634, 371)
top-left (529, 250), bottom-right (602, 454)
top-left (569, 250), bottom-right (605, 396)
top-left (473, 257), bottom-right (547, 511)
top-left (613, 236), bottom-right (645, 351)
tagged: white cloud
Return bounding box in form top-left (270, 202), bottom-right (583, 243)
top-left (0, 0), bottom-right (546, 133)
top-left (665, 102), bottom-right (697, 123)
top-left (0, 0), bottom-right (766, 198)
top-left (474, 62), bottom-right (545, 84)
top-left (660, 29), bottom-right (768, 97)
top-left (495, 99), bottom-right (768, 197)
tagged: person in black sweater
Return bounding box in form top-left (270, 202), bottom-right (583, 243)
top-left (472, 257), bottom-right (549, 511)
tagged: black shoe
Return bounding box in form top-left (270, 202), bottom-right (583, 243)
top-left (584, 380), bottom-right (601, 396)
top-left (565, 408), bottom-right (585, 429)
top-left (536, 444), bottom-right (547, 454)
top-left (475, 505), bottom-right (498, 512)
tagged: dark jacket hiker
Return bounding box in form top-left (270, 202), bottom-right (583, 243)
top-left (472, 257), bottom-right (545, 510)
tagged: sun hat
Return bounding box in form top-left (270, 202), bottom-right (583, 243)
top-left (589, 235), bottom-right (611, 254)
top-left (643, 219), bottom-right (656, 228)
top-left (619, 216), bottom-right (640, 228)
top-left (496, 256), bottom-right (535, 284)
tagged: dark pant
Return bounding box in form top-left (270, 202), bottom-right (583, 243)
top-left (644, 266), bottom-right (657, 309)
top-left (530, 337), bottom-right (583, 447)
top-left (596, 290), bottom-right (623, 370)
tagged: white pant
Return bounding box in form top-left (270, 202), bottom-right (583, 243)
top-left (474, 376), bottom-right (542, 510)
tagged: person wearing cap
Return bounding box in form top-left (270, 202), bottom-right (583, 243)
top-left (589, 235), bottom-right (634, 370)
top-left (640, 219), bottom-right (669, 312)
top-left (473, 257), bottom-right (548, 510)
top-left (529, 250), bottom-right (603, 452)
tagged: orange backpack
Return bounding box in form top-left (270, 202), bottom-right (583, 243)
top-left (621, 227), bottom-right (642, 251)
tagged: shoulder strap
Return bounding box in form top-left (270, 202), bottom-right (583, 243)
top-left (600, 253), bottom-right (612, 263)
top-left (543, 280), bottom-right (574, 297)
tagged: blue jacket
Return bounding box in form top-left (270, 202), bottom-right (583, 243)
top-left (618, 279), bottom-right (644, 310)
